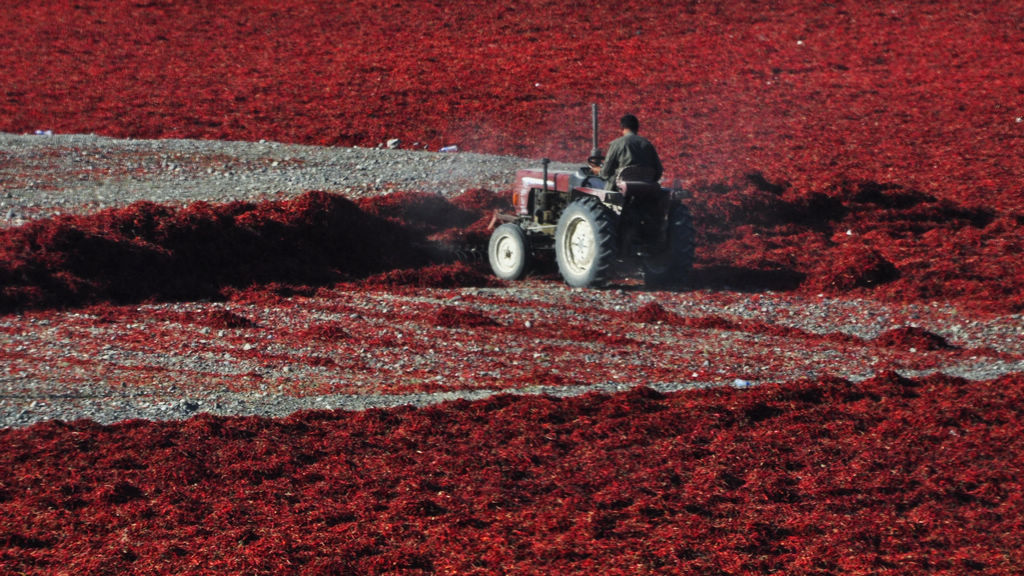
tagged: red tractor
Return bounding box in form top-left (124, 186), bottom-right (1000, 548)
top-left (487, 107), bottom-right (695, 288)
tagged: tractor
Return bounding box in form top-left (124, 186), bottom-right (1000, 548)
top-left (487, 106), bottom-right (695, 288)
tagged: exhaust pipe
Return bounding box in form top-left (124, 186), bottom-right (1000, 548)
top-left (590, 103), bottom-right (600, 158)
top-left (542, 157), bottom-right (550, 195)
top-left (538, 157), bottom-right (552, 223)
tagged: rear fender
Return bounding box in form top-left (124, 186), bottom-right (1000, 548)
top-left (619, 186), bottom-right (672, 245)
top-left (617, 180), bottom-right (664, 199)
top-left (572, 186), bottom-right (625, 207)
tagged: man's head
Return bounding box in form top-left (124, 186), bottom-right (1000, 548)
top-left (620, 114), bottom-right (639, 134)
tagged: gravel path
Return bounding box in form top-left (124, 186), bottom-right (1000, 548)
top-left (1, 133), bottom-right (1021, 428)
top-left (1, 131), bottom-right (577, 224)
top-left (1, 285), bottom-right (1021, 428)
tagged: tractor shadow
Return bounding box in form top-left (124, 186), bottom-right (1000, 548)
top-left (683, 265), bottom-right (806, 293)
top-left (598, 264), bottom-right (805, 294)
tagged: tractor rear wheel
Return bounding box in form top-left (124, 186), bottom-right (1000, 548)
top-left (555, 196), bottom-right (618, 287)
top-left (488, 223), bottom-right (531, 280)
top-left (643, 202), bottom-right (695, 287)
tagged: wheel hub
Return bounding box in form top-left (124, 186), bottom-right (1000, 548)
top-left (494, 236), bottom-right (519, 272)
top-left (564, 216), bottom-right (595, 273)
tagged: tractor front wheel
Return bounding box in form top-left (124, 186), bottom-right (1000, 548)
top-left (488, 223), bottom-right (531, 280)
top-left (555, 197), bottom-right (618, 287)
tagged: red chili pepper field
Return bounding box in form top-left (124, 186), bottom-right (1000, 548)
top-left (2, 1), bottom-right (1024, 574)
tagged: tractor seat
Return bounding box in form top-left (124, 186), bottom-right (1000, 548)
top-left (615, 165), bottom-right (661, 196)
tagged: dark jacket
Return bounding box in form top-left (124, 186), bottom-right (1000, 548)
top-left (599, 132), bottom-right (663, 184)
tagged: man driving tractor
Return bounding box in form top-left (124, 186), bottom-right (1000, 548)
top-left (487, 105), bottom-right (692, 288)
top-left (596, 114), bottom-right (664, 189)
